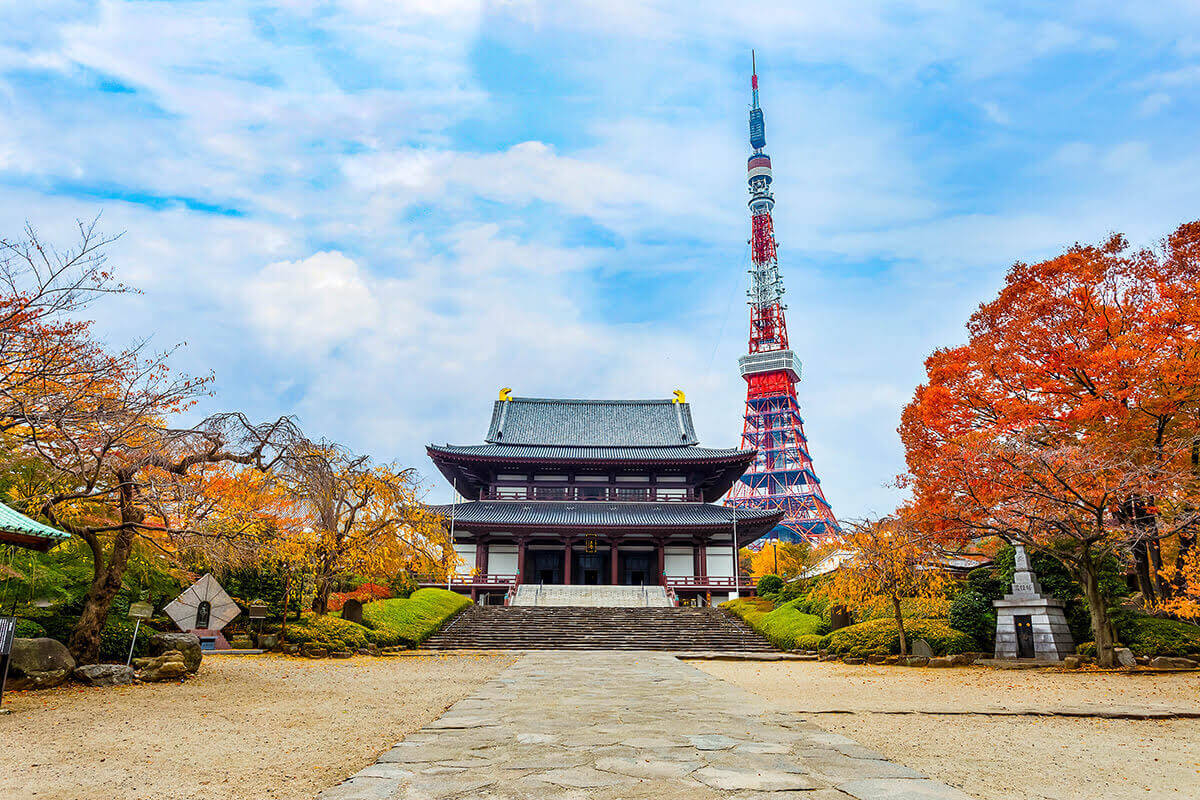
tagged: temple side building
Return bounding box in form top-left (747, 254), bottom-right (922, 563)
top-left (427, 393), bottom-right (783, 604)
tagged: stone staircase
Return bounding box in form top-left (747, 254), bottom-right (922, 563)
top-left (511, 584), bottom-right (672, 607)
top-left (421, 605), bottom-right (777, 652)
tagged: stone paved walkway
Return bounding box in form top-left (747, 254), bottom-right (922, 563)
top-left (317, 652), bottom-right (974, 800)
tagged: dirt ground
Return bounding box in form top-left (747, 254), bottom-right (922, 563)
top-left (0, 653), bottom-right (515, 800)
top-left (695, 660), bottom-right (1200, 800)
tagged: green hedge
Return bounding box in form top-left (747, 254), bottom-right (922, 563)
top-left (821, 618), bottom-right (974, 658)
top-left (722, 597), bottom-right (825, 650)
top-left (284, 613), bottom-right (375, 651)
top-left (794, 633), bottom-right (825, 651)
top-left (361, 589), bottom-right (471, 648)
top-left (1116, 616), bottom-right (1200, 657)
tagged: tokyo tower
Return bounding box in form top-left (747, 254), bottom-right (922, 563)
top-left (728, 54), bottom-right (840, 543)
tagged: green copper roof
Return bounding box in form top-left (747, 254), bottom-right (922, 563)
top-left (0, 500), bottom-right (70, 550)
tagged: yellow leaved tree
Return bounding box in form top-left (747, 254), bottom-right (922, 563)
top-left (827, 514), bottom-right (949, 656)
top-left (278, 440), bottom-right (455, 614)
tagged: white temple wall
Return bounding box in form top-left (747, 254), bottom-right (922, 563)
top-left (488, 544), bottom-right (519, 576)
top-left (706, 549), bottom-right (736, 578)
top-left (452, 544), bottom-right (475, 576)
top-left (663, 546), bottom-right (693, 577)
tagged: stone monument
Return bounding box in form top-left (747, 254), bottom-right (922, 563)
top-left (164, 574), bottom-right (241, 650)
top-left (993, 545), bottom-right (1074, 661)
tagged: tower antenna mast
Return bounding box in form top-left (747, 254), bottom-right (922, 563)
top-left (728, 53), bottom-right (840, 544)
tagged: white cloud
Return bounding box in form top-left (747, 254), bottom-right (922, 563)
top-left (244, 252), bottom-right (380, 356)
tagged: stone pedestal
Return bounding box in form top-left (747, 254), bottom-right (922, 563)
top-left (992, 545), bottom-right (1074, 661)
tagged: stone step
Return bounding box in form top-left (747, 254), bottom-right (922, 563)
top-left (422, 605), bottom-right (777, 652)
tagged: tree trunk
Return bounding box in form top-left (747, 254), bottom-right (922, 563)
top-left (68, 526), bottom-right (137, 664)
top-left (1147, 537), bottom-right (1167, 599)
top-left (893, 595), bottom-right (908, 656)
top-left (312, 577), bottom-right (331, 616)
top-left (1131, 542), bottom-right (1156, 603)
top-left (1078, 560), bottom-right (1117, 668)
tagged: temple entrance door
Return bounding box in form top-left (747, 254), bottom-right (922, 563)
top-left (529, 550), bottom-right (564, 584)
top-left (575, 553), bottom-right (605, 585)
top-left (620, 553), bottom-right (651, 586)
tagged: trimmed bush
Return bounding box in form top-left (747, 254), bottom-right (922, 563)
top-left (284, 613), bottom-right (375, 651)
top-left (722, 597), bottom-right (825, 650)
top-left (948, 588), bottom-right (995, 651)
top-left (794, 633), bottom-right (825, 651)
top-left (361, 589), bottom-right (471, 648)
top-left (756, 574), bottom-right (785, 596)
top-left (15, 618), bottom-right (46, 638)
top-left (1115, 616), bottom-right (1200, 657)
top-left (822, 618), bottom-right (974, 658)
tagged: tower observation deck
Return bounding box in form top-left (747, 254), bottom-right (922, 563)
top-left (727, 54), bottom-right (840, 544)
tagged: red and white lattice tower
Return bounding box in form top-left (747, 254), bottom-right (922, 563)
top-left (728, 54), bottom-right (840, 544)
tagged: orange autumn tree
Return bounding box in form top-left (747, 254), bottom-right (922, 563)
top-left (279, 439), bottom-right (455, 615)
top-left (901, 221), bottom-right (1200, 667)
top-left (827, 514), bottom-right (949, 656)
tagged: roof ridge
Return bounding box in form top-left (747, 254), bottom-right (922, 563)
top-left (508, 397), bottom-right (681, 406)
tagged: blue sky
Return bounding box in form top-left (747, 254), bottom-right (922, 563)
top-left (2, 1), bottom-right (1199, 518)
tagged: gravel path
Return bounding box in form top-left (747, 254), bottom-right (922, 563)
top-left (0, 653), bottom-right (515, 800)
top-left (695, 660), bottom-right (1200, 800)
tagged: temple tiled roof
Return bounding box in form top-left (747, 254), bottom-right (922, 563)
top-left (486, 397), bottom-right (699, 446)
top-left (0, 500), bottom-right (70, 551)
top-left (428, 443), bottom-right (750, 463)
top-left (429, 500), bottom-right (782, 535)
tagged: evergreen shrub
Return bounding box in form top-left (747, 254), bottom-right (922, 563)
top-left (1114, 616), bottom-right (1200, 657)
top-left (721, 597), bottom-right (825, 650)
top-left (821, 618), bottom-right (973, 657)
top-left (948, 588), bottom-right (996, 651)
top-left (756, 574), bottom-right (785, 597)
top-left (284, 613), bottom-right (375, 651)
top-left (361, 589), bottom-right (471, 648)
top-left (794, 633), bottom-right (825, 651)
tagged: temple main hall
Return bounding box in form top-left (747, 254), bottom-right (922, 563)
top-left (427, 392), bottom-right (782, 604)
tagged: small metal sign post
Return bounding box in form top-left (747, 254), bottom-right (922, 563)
top-left (0, 616), bottom-right (17, 713)
top-left (126, 601), bottom-right (153, 666)
top-left (248, 599), bottom-right (268, 642)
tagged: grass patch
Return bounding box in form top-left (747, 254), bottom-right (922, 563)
top-left (722, 597), bottom-right (826, 650)
top-left (283, 613), bottom-right (374, 651)
top-left (361, 589), bottom-right (472, 648)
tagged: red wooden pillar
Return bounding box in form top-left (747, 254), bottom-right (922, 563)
top-left (692, 540), bottom-right (702, 577)
top-left (609, 540), bottom-right (620, 585)
top-left (655, 539), bottom-right (666, 586)
top-left (516, 537), bottom-right (528, 585)
top-left (475, 541), bottom-right (488, 578)
top-left (563, 540), bottom-right (573, 585)
top-left (698, 543), bottom-right (708, 577)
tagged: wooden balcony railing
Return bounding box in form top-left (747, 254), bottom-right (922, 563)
top-left (418, 573), bottom-right (518, 588)
top-left (482, 486), bottom-right (696, 502)
top-left (664, 576), bottom-right (749, 590)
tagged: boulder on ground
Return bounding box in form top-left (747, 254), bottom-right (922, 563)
top-left (866, 654), bottom-right (888, 665)
top-left (302, 646), bottom-right (328, 659)
top-left (150, 632), bottom-right (202, 673)
top-left (842, 656), bottom-right (865, 664)
top-left (73, 664), bottom-right (134, 687)
top-left (135, 650), bottom-right (190, 682)
top-left (8, 637), bottom-right (75, 690)
top-left (902, 656), bottom-right (929, 667)
top-left (331, 650), bottom-right (353, 659)
top-left (949, 654), bottom-right (974, 667)
top-left (1062, 655), bottom-right (1083, 669)
top-left (1150, 656), bottom-right (1198, 670)
top-left (927, 656), bottom-right (954, 668)
top-left (1114, 647), bottom-right (1137, 668)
